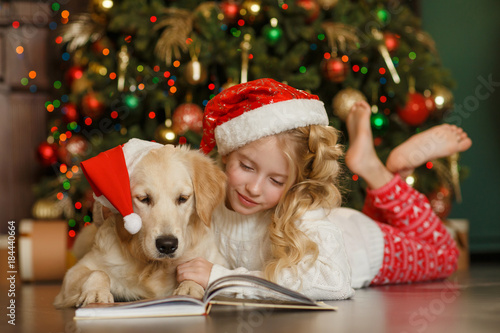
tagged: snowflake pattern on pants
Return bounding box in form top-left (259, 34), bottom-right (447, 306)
top-left (363, 175), bottom-right (459, 285)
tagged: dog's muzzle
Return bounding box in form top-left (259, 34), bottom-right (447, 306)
top-left (155, 235), bottom-right (178, 255)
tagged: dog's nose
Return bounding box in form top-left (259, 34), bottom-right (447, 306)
top-left (155, 236), bottom-right (178, 255)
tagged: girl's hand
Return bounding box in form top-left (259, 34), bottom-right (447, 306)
top-left (176, 257), bottom-right (213, 289)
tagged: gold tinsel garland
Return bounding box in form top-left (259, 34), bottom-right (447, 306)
top-left (59, 13), bottom-right (106, 53)
top-left (154, 2), bottom-right (219, 66)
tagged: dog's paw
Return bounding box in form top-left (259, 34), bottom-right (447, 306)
top-left (76, 289), bottom-right (114, 308)
top-left (173, 280), bottom-right (205, 299)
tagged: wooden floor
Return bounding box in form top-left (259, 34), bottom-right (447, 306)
top-left (2, 263), bottom-right (500, 333)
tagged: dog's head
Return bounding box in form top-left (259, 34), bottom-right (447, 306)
top-left (117, 145), bottom-right (226, 262)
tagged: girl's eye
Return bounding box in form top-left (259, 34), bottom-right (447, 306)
top-left (271, 178), bottom-right (284, 186)
top-left (240, 162), bottom-right (253, 171)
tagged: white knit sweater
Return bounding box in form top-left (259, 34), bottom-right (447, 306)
top-left (208, 204), bottom-right (385, 301)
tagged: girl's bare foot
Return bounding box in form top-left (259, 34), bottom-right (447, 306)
top-left (386, 124), bottom-right (472, 177)
top-left (345, 101), bottom-right (393, 189)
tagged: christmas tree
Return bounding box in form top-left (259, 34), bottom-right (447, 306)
top-left (33, 0), bottom-right (464, 232)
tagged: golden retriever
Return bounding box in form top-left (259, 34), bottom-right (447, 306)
top-left (54, 144), bottom-right (227, 308)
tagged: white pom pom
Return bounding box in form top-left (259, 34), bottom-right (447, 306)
top-left (123, 213), bottom-right (142, 234)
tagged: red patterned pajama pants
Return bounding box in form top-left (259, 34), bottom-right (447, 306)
top-left (362, 175), bottom-right (459, 285)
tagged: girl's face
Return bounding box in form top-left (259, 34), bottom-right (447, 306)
top-left (222, 136), bottom-right (289, 215)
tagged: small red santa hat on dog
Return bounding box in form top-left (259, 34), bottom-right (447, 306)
top-left (80, 139), bottom-right (162, 234)
top-left (200, 78), bottom-right (329, 155)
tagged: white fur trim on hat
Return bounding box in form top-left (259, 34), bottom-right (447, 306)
top-left (122, 138), bottom-right (163, 176)
top-left (123, 213), bottom-right (142, 235)
top-left (93, 193), bottom-right (119, 214)
top-left (214, 99), bottom-right (328, 155)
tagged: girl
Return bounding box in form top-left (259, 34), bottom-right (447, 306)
top-left (176, 78), bottom-right (472, 300)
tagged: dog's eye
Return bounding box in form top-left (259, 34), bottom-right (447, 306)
top-left (177, 195), bottom-right (189, 205)
top-left (137, 195), bottom-right (151, 205)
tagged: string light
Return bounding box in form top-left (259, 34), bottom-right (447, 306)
top-left (405, 175), bottom-right (415, 186)
top-left (102, 0), bottom-right (114, 9)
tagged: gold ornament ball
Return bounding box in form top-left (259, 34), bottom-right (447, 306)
top-left (71, 74), bottom-right (92, 95)
top-left (154, 122), bottom-right (177, 144)
top-left (332, 88), bottom-right (367, 121)
top-left (185, 59), bottom-right (208, 85)
top-left (317, 0), bottom-right (339, 10)
top-left (432, 85), bottom-right (454, 110)
top-left (32, 198), bottom-right (62, 219)
top-left (32, 196), bottom-right (73, 220)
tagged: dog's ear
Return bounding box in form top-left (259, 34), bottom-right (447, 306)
top-left (187, 152), bottom-right (226, 227)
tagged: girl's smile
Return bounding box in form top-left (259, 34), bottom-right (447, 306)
top-left (237, 191), bottom-right (259, 207)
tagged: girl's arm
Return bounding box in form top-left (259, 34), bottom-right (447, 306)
top-left (207, 212), bottom-right (355, 301)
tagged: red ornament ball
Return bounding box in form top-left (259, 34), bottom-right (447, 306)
top-left (81, 92), bottom-right (105, 119)
top-left (37, 142), bottom-right (58, 166)
top-left (220, 1), bottom-right (239, 23)
top-left (384, 32), bottom-right (400, 52)
top-left (172, 103), bottom-right (204, 135)
top-left (296, 0), bottom-right (320, 23)
top-left (321, 57), bottom-right (348, 83)
top-left (62, 103), bottom-right (79, 123)
top-left (397, 93), bottom-right (430, 126)
top-left (65, 66), bottom-right (84, 85)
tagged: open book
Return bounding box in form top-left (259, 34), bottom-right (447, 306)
top-left (74, 275), bottom-right (337, 320)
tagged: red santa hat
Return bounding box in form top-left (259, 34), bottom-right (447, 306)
top-left (200, 78), bottom-right (329, 155)
top-left (80, 139), bottom-right (162, 234)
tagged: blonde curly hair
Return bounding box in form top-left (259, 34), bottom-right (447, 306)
top-left (263, 124), bottom-right (344, 282)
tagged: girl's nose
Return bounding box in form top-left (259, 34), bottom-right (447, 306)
top-left (246, 177), bottom-right (262, 196)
